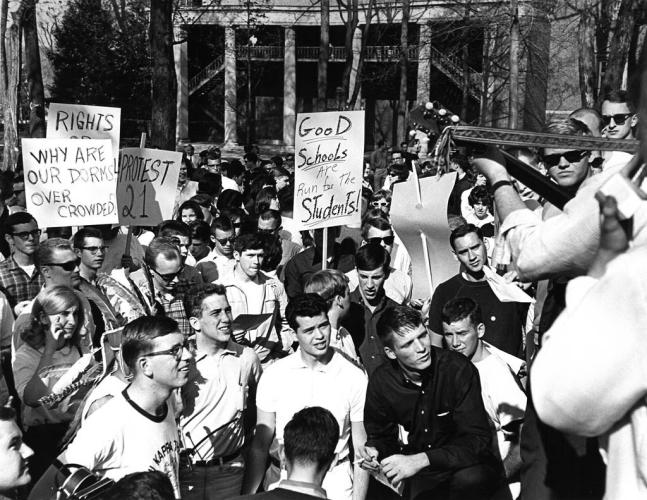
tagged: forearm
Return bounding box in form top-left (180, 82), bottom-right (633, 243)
top-left (352, 465), bottom-right (370, 500)
top-left (23, 352), bottom-right (55, 405)
top-left (492, 182), bottom-right (527, 222)
top-left (241, 440), bottom-right (269, 494)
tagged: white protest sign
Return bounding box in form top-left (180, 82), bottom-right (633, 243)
top-left (22, 138), bottom-right (118, 227)
top-left (117, 148), bottom-right (182, 226)
top-left (294, 110), bottom-right (365, 229)
top-left (47, 103), bottom-right (121, 166)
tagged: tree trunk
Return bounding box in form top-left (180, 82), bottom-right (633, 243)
top-left (461, 41), bottom-right (470, 119)
top-left (341, 0), bottom-right (358, 102)
top-left (397, 0), bottom-right (409, 145)
top-left (348, 0), bottom-right (375, 108)
top-left (149, 0), bottom-right (176, 150)
top-left (23, 0), bottom-right (45, 138)
top-left (508, 0), bottom-right (519, 129)
top-left (600, 0), bottom-right (641, 97)
top-left (318, 0), bottom-right (329, 112)
top-left (523, 6), bottom-right (550, 131)
top-left (479, 27), bottom-right (492, 125)
top-left (578, 2), bottom-right (597, 107)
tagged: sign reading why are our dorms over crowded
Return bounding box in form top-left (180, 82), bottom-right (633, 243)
top-left (293, 110), bottom-right (365, 229)
top-left (22, 138), bottom-right (118, 227)
top-left (46, 103), bottom-right (121, 166)
top-left (117, 147), bottom-right (182, 227)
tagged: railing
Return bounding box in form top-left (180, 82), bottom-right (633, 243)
top-left (428, 45), bottom-right (481, 98)
top-left (238, 45), bottom-right (284, 60)
top-left (189, 54), bottom-right (225, 94)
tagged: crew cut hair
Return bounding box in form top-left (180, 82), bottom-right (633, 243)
top-left (72, 227), bottom-right (103, 249)
top-left (449, 223), bottom-right (483, 250)
top-left (121, 316), bottom-right (180, 372)
top-left (186, 283), bottom-right (228, 319)
top-left (233, 232), bottom-right (265, 254)
top-left (355, 243), bottom-right (390, 272)
top-left (377, 305), bottom-right (423, 348)
top-left (304, 269), bottom-right (348, 306)
top-left (441, 296), bottom-right (483, 328)
top-left (284, 406), bottom-right (340, 472)
top-left (144, 237), bottom-right (181, 268)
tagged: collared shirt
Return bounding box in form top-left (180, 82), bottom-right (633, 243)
top-left (343, 289), bottom-right (398, 376)
top-left (180, 341), bottom-right (261, 461)
top-left (0, 256), bottom-right (43, 308)
top-left (257, 349), bottom-right (367, 461)
top-left (275, 480), bottom-right (327, 498)
top-left (158, 292), bottom-right (191, 338)
top-left (346, 267), bottom-right (412, 305)
top-left (196, 252), bottom-right (235, 283)
top-left (364, 348), bottom-right (498, 472)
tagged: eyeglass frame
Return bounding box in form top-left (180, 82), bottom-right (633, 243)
top-left (542, 150), bottom-right (589, 168)
top-left (9, 229), bottom-right (41, 240)
top-left (43, 257), bottom-right (81, 271)
top-left (81, 245), bottom-right (109, 254)
top-left (141, 339), bottom-right (193, 360)
top-left (149, 265), bottom-right (184, 283)
top-left (601, 113), bottom-right (632, 126)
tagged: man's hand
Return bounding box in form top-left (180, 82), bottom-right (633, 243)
top-left (357, 445), bottom-right (380, 472)
top-left (589, 195), bottom-right (630, 278)
top-left (471, 148), bottom-right (510, 184)
top-left (380, 453), bottom-right (429, 485)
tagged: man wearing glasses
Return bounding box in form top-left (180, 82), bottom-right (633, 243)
top-left (196, 215), bottom-right (237, 283)
top-left (600, 89), bottom-right (638, 170)
top-left (257, 210), bottom-right (301, 277)
top-left (34, 316), bottom-right (192, 500)
top-left (0, 212), bottom-right (44, 310)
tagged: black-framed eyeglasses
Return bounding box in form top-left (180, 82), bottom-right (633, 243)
top-left (169, 237), bottom-right (191, 250)
top-left (602, 113), bottom-right (631, 126)
top-left (216, 236), bottom-right (236, 245)
top-left (150, 265), bottom-right (184, 283)
top-left (367, 235), bottom-right (395, 246)
top-left (45, 258), bottom-right (80, 271)
top-left (257, 227), bottom-right (279, 235)
top-left (142, 339), bottom-right (192, 360)
top-left (81, 245), bottom-right (108, 254)
top-left (542, 150), bottom-right (588, 168)
top-left (10, 229), bottom-right (41, 240)
top-left (371, 201), bottom-right (389, 207)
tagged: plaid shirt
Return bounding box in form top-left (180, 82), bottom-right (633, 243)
top-left (0, 256), bottom-right (44, 308)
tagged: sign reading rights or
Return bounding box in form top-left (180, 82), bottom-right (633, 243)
top-left (117, 148), bottom-right (181, 226)
top-left (294, 110), bottom-right (365, 229)
top-left (22, 138), bottom-right (118, 227)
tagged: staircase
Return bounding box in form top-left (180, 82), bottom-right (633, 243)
top-left (189, 55), bottom-right (225, 96)
top-left (428, 45), bottom-right (482, 100)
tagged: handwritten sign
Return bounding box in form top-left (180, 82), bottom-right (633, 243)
top-left (117, 148), bottom-right (182, 226)
top-left (294, 110), bottom-right (364, 229)
top-left (22, 138), bottom-right (118, 227)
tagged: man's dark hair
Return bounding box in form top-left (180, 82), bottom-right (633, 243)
top-left (221, 208), bottom-right (245, 222)
top-left (186, 283), bottom-right (228, 318)
top-left (283, 406), bottom-right (339, 473)
top-left (441, 297), bottom-right (483, 329)
top-left (467, 186), bottom-right (492, 208)
top-left (210, 215), bottom-right (234, 234)
top-left (103, 471), bottom-right (175, 500)
top-left (361, 215), bottom-right (392, 240)
top-left (121, 316), bottom-right (180, 372)
top-left (216, 190), bottom-right (243, 212)
top-left (377, 305), bottom-right (423, 348)
top-left (144, 237), bottom-right (181, 268)
top-left (224, 159), bottom-right (245, 178)
top-left (0, 406), bottom-right (16, 422)
top-left (197, 172), bottom-right (222, 197)
top-left (355, 243), bottom-right (390, 272)
top-left (72, 227), bottom-right (103, 250)
top-left (5, 211), bottom-right (37, 234)
top-left (450, 153), bottom-right (471, 172)
top-left (158, 220), bottom-right (191, 239)
top-left (271, 155), bottom-right (283, 168)
top-left (233, 232), bottom-right (265, 254)
top-left (602, 89), bottom-right (635, 112)
top-left (189, 220), bottom-right (212, 244)
top-left (190, 193), bottom-right (213, 209)
top-left (285, 293), bottom-right (329, 331)
top-left (258, 209), bottom-right (281, 228)
top-left (260, 233), bottom-right (283, 274)
top-left (244, 152), bottom-right (258, 164)
top-left (449, 223), bottom-right (483, 250)
top-left (278, 188), bottom-right (294, 213)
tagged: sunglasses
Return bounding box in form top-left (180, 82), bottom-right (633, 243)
top-left (10, 229), bottom-right (41, 240)
top-left (45, 257), bottom-right (81, 271)
top-left (81, 245), bottom-right (108, 254)
top-left (150, 265), bottom-right (184, 283)
top-left (542, 150), bottom-right (588, 168)
top-left (257, 228), bottom-right (279, 235)
top-left (169, 237), bottom-right (190, 249)
top-left (216, 236), bottom-right (236, 245)
top-left (142, 339), bottom-right (193, 360)
top-left (602, 113), bottom-right (632, 126)
top-left (371, 201), bottom-right (389, 208)
top-left (367, 236), bottom-right (395, 246)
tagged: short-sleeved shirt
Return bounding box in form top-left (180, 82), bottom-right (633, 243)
top-left (429, 274), bottom-right (527, 356)
top-left (0, 256), bottom-right (44, 308)
top-left (256, 349), bottom-right (367, 459)
top-left (61, 390), bottom-right (181, 499)
top-left (180, 342), bottom-right (261, 460)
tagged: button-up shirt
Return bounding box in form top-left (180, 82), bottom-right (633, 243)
top-left (364, 348), bottom-right (498, 473)
top-left (343, 289), bottom-right (398, 376)
top-left (0, 256), bottom-right (43, 308)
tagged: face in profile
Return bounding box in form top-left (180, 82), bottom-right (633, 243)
top-left (0, 419), bottom-right (32, 491)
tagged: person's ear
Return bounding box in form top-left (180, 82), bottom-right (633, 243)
top-left (384, 344), bottom-right (397, 361)
top-left (631, 114), bottom-right (639, 128)
top-left (233, 250), bottom-right (240, 261)
top-left (74, 248), bottom-right (82, 258)
top-left (189, 316), bottom-right (201, 333)
top-left (138, 356), bottom-right (154, 378)
top-left (477, 322), bottom-right (485, 339)
top-left (4, 233), bottom-right (12, 246)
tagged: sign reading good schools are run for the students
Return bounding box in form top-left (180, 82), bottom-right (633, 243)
top-left (294, 110), bottom-right (365, 229)
top-left (22, 138), bottom-right (118, 227)
top-left (117, 148), bottom-right (182, 226)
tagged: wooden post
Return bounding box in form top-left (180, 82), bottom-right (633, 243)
top-left (321, 227), bottom-right (328, 270)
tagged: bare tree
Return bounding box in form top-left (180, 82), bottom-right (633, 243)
top-left (149, 0), bottom-right (176, 149)
top-left (578, 0), bottom-right (597, 106)
top-left (23, 0), bottom-right (45, 138)
top-left (396, 0), bottom-right (409, 145)
top-left (508, 0), bottom-right (519, 128)
top-left (318, 0), bottom-right (329, 111)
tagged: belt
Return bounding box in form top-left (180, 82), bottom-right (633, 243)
top-left (270, 454), bottom-right (349, 469)
top-left (193, 450), bottom-right (241, 467)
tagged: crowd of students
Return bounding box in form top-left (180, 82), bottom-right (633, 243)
top-left (0, 88), bottom-right (640, 500)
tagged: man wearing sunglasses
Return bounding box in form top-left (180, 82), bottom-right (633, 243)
top-left (196, 215), bottom-right (237, 283)
top-left (601, 89), bottom-right (637, 141)
top-left (257, 210), bottom-right (301, 277)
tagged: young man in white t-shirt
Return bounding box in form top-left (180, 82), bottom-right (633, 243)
top-left (441, 297), bottom-right (526, 496)
top-left (242, 294), bottom-right (369, 500)
top-left (30, 316), bottom-right (193, 500)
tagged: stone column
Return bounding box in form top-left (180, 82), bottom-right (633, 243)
top-left (349, 27), bottom-right (362, 108)
top-left (283, 26), bottom-right (296, 147)
top-left (224, 26), bottom-right (238, 145)
top-left (416, 22), bottom-right (431, 105)
top-left (174, 26), bottom-right (189, 142)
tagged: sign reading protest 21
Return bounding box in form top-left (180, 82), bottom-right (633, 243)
top-left (22, 138), bottom-right (118, 227)
top-left (117, 148), bottom-right (182, 226)
top-left (46, 103), bottom-right (121, 165)
top-left (294, 110), bottom-right (365, 229)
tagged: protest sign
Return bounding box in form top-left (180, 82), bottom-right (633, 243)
top-left (293, 110), bottom-right (364, 229)
top-left (117, 148), bottom-right (182, 226)
top-left (46, 103), bottom-right (121, 162)
top-left (22, 138), bottom-right (118, 227)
